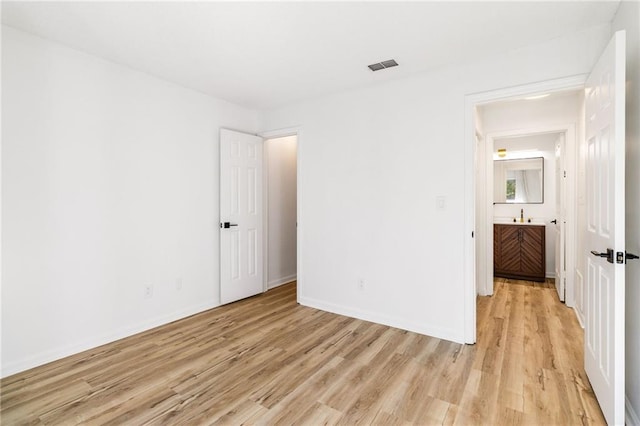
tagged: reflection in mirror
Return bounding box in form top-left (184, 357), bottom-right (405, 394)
top-left (494, 157), bottom-right (544, 203)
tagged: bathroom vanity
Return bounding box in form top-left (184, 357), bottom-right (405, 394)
top-left (494, 223), bottom-right (546, 282)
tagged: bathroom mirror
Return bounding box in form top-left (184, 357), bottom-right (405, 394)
top-left (494, 157), bottom-right (544, 204)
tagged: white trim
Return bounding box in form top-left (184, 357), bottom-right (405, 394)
top-left (464, 74), bottom-right (588, 344)
top-left (1, 300), bottom-right (217, 378)
top-left (627, 396), bottom-right (640, 426)
top-left (299, 296), bottom-right (464, 344)
top-left (296, 130), bottom-right (302, 303)
top-left (259, 127), bottom-right (300, 139)
top-left (262, 137), bottom-right (270, 293)
top-left (463, 94), bottom-right (477, 343)
top-left (268, 274), bottom-right (297, 290)
top-left (467, 75), bottom-right (588, 106)
top-left (574, 269), bottom-right (585, 327)
top-left (565, 123), bottom-right (578, 308)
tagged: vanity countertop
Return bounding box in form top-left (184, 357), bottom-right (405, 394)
top-left (494, 218), bottom-right (546, 226)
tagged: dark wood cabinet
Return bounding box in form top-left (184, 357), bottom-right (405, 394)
top-left (494, 224), bottom-right (545, 282)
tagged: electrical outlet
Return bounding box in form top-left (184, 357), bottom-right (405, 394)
top-left (144, 284), bottom-right (153, 299)
top-left (176, 278), bottom-right (183, 291)
top-left (358, 278), bottom-right (365, 290)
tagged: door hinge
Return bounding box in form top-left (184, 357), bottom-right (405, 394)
top-left (564, 170), bottom-right (567, 178)
top-left (472, 231), bottom-right (474, 238)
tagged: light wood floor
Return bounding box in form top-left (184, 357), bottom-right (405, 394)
top-left (1, 279), bottom-right (605, 425)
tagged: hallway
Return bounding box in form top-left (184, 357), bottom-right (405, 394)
top-left (474, 278), bottom-right (605, 424)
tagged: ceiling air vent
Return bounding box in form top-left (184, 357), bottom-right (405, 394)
top-left (368, 59), bottom-right (398, 72)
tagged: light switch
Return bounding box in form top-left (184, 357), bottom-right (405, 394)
top-left (436, 196), bottom-right (446, 211)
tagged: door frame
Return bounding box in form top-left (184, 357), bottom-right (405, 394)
top-left (463, 75), bottom-right (586, 343)
top-left (259, 127), bottom-right (301, 302)
top-left (481, 125), bottom-right (577, 306)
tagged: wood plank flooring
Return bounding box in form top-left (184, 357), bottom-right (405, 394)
top-left (1, 279), bottom-right (605, 425)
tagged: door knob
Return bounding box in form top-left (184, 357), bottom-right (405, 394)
top-left (591, 248), bottom-right (614, 263)
top-left (220, 222), bottom-right (238, 229)
top-left (551, 219), bottom-right (557, 224)
top-left (626, 252), bottom-right (639, 263)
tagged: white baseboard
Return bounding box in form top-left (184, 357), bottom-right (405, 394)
top-left (573, 306), bottom-right (585, 328)
top-left (298, 296), bottom-right (464, 344)
top-left (628, 396), bottom-right (640, 426)
top-left (1, 300), bottom-right (218, 378)
top-left (268, 274), bottom-right (297, 289)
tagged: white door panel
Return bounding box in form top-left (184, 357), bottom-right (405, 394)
top-left (583, 30), bottom-right (625, 426)
top-left (220, 129), bottom-right (264, 304)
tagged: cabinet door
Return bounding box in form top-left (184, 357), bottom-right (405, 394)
top-left (494, 224), bottom-right (546, 281)
top-left (520, 226), bottom-right (545, 278)
top-left (497, 225), bottom-right (522, 275)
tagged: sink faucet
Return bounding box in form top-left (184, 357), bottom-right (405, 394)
top-left (520, 208), bottom-right (524, 223)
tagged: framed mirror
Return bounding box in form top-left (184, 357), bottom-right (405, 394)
top-left (494, 157), bottom-right (544, 204)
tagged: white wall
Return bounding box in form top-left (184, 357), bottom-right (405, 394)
top-left (2, 16), bottom-right (628, 390)
top-left (492, 134), bottom-right (558, 277)
top-left (612, 2), bottom-right (640, 424)
top-left (1, 26), bottom-right (262, 376)
top-left (266, 136), bottom-right (297, 288)
top-left (263, 24), bottom-right (610, 343)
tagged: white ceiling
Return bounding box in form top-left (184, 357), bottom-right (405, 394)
top-left (1, 1), bottom-right (620, 110)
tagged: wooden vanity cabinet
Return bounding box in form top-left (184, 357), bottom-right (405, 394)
top-left (494, 224), bottom-right (546, 282)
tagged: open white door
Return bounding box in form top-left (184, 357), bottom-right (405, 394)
top-left (583, 30), bottom-right (625, 426)
top-left (220, 129), bottom-right (264, 304)
top-left (554, 135), bottom-right (566, 301)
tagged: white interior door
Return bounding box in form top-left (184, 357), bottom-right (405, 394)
top-left (220, 129), bottom-right (264, 304)
top-left (554, 134), bottom-right (565, 301)
top-left (584, 30), bottom-right (626, 426)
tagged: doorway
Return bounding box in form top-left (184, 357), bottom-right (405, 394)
top-left (490, 132), bottom-right (564, 293)
top-left (481, 127), bottom-right (575, 301)
top-left (264, 135), bottom-right (298, 291)
top-left (463, 76), bottom-right (587, 344)
top-left (468, 32), bottom-right (627, 426)
top-left (471, 87), bottom-right (582, 311)
top-left (219, 129), bottom-right (299, 305)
